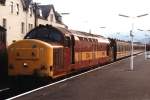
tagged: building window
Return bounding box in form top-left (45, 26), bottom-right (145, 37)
top-left (10, 2), bottom-right (13, 13)
top-left (21, 22), bottom-right (25, 34)
top-left (0, 0), bottom-right (6, 5)
top-left (30, 7), bottom-right (33, 17)
top-left (28, 24), bottom-right (31, 31)
top-left (2, 18), bottom-right (7, 29)
top-left (50, 14), bottom-right (53, 22)
top-left (28, 24), bottom-right (33, 31)
top-left (16, 4), bottom-right (19, 15)
top-left (31, 24), bottom-right (33, 29)
top-left (28, 24), bottom-right (30, 31)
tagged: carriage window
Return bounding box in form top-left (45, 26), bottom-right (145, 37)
top-left (79, 37), bottom-right (83, 41)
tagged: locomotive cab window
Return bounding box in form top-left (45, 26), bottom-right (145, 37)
top-left (25, 26), bottom-right (64, 44)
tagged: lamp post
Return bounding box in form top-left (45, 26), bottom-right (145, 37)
top-left (137, 29), bottom-right (150, 60)
top-left (32, 2), bottom-right (40, 27)
top-left (118, 13), bottom-right (149, 71)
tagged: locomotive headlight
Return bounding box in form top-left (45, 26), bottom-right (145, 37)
top-left (23, 63), bottom-right (28, 68)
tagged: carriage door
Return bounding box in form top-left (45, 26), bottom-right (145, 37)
top-left (64, 36), bottom-right (71, 66)
top-left (70, 35), bottom-right (75, 64)
top-left (65, 35), bottom-right (75, 64)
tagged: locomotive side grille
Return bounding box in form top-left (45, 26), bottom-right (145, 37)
top-left (53, 48), bottom-right (64, 70)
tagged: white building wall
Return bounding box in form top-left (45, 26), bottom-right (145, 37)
top-left (0, 0), bottom-right (66, 45)
top-left (38, 18), bottom-right (48, 26)
top-left (0, 0), bottom-right (34, 45)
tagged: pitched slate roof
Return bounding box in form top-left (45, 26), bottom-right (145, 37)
top-left (38, 5), bottom-right (63, 24)
top-left (38, 5), bottom-right (54, 19)
top-left (0, 0), bottom-right (6, 4)
top-left (21, 0), bottom-right (32, 10)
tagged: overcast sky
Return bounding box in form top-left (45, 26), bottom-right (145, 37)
top-left (33, 0), bottom-right (150, 41)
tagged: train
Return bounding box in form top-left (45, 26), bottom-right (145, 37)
top-left (8, 25), bottom-right (144, 79)
top-left (0, 26), bottom-right (7, 79)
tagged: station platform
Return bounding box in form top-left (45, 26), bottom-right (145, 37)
top-left (10, 53), bottom-right (150, 100)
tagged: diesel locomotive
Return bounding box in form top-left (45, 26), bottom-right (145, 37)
top-left (8, 25), bottom-right (144, 79)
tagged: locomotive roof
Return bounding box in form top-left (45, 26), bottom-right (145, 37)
top-left (55, 27), bottom-right (72, 36)
top-left (25, 25), bottom-right (110, 44)
top-left (70, 30), bottom-right (110, 43)
top-left (56, 26), bottom-right (110, 43)
top-left (70, 30), bottom-right (104, 38)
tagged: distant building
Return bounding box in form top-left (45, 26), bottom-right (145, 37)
top-left (0, 0), bottom-right (67, 45)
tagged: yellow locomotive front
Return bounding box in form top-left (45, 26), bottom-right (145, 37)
top-left (8, 39), bottom-right (63, 78)
top-left (8, 25), bottom-right (69, 79)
